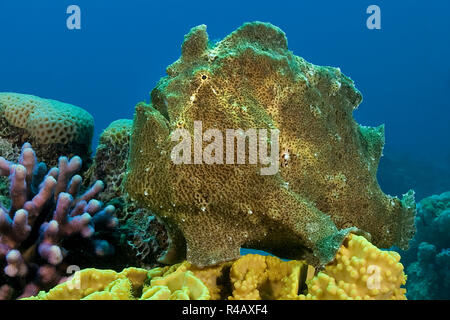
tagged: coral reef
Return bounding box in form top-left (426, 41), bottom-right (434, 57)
top-left (0, 92), bottom-right (94, 168)
top-left (141, 267), bottom-right (210, 300)
top-left (0, 143), bottom-right (117, 299)
top-left (125, 22), bottom-right (416, 268)
top-left (172, 260), bottom-right (234, 300)
top-left (228, 255), bottom-right (311, 300)
top-left (24, 234), bottom-right (407, 300)
top-left (395, 191), bottom-right (450, 300)
top-left (0, 139), bottom-right (19, 209)
top-left (23, 267), bottom-right (148, 300)
top-left (119, 211), bottom-right (169, 267)
top-left (174, 235), bottom-right (406, 300)
top-left (85, 119), bottom-right (133, 204)
top-left (304, 234), bottom-right (406, 300)
top-left (24, 265), bottom-right (210, 300)
top-left (85, 119), bottom-right (169, 268)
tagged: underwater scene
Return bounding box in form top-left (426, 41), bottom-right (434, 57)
top-left (0, 0), bottom-right (449, 304)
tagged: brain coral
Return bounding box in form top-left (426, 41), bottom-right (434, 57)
top-left (0, 92), bottom-right (93, 145)
top-left (0, 93), bottom-right (94, 166)
top-left (125, 22), bottom-right (416, 268)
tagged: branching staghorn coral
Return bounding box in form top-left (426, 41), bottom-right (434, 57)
top-left (0, 143), bottom-right (117, 299)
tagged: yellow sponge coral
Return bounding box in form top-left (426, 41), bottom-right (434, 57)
top-left (173, 235), bottom-right (406, 300)
top-left (0, 92), bottom-right (93, 145)
top-left (23, 266), bottom-right (210, 300)
top-left (173, 261), bottom-right (233, 300)
top-left (23, 267), bottom-right (148, 300)
top-left (303, 234), bottom-right (407, 300)
top-left (229, 254), bottom-right (312, 300)
top-left (23, 235), bottom-right (407, 300)
top-left (142, 268), bottom-right (210, 300)
top-left (164, 254), bottom-right (312, 300)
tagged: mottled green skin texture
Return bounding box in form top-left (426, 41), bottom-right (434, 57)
top-left (125, 22), bottom-right (416, 268)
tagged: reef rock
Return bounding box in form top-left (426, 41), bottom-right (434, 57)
top-left (125, 22), bottom-right (416, 268)
top-left (86, 119), bottom-right (133, 204)
top-left (396, 191), bottom-right (450, 299)
top-left (85, 119), bottom-right (169, 268)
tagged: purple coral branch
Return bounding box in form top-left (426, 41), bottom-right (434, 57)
top-left (0, 143), bottom-right (118, 299)
top-left (67, 174), bottom-right (82, 197)
top-left (18, 143), bottom-right (37, 185)
top-left (76, 180), bottom-right (104, 204)
top-left (92, 205), bottom-right (118, 229)
top-left (23, 176), bottom-right (57, 226)
top-left (54, 156), bottom-right (82, 201)
top-left (9, 165), bottom-right (28, 214)
top-left (38, 220), bottom-right (64, 265)
top-left (4, 249), bottom-right (27, 277)
top-left (0, 208), bottom-right (31, 253)
top-left (52, 192), bottom-right (93, 237)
